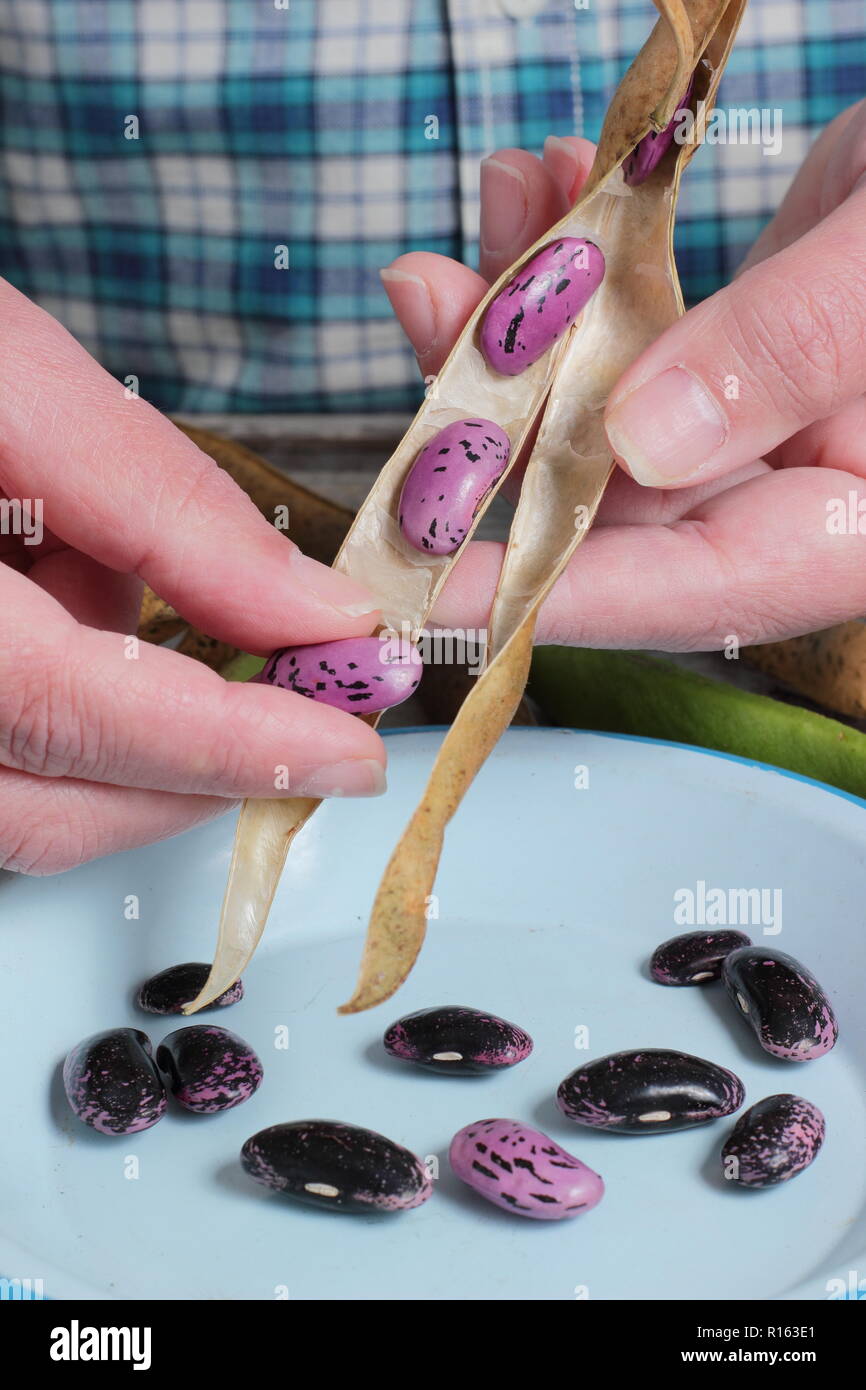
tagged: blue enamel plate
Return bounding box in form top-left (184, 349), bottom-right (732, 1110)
top-left (1, 729), bottom-right (864, 1301)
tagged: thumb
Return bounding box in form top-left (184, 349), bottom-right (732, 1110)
top-left (604, 185), bottom-right (866, 488)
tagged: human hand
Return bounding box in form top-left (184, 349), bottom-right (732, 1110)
top-left (0, 281), bottom-right (385, 873)
top-left (382, 104), bottom-right (866, 651)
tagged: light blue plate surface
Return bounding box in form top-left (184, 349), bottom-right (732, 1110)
top-left (1, 728), bottom-right (864, 1301)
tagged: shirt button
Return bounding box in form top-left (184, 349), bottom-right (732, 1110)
top-left (497, 0), bottom-right (548, 18)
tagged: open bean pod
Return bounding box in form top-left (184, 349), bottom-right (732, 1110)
top-left (187, 0), bottom-right (750, 1016)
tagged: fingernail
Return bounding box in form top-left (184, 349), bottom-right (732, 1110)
top-left (543, 136), bottom-right (585, 201)
top-left (379, 268), bottom-right (438, 358)
top-left (605, 367), bottom-right (729, 485)
top-left (290, 551), bottom-right (379, 619)
top-left (295, 758), bottom-right (387, 799)
top-left (480, 158), bottom-right (528, 256)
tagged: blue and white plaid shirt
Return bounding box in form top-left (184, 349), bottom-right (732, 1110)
top-left (0, 0), bottom-right (862, 413)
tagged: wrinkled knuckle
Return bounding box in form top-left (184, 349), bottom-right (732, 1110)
top-left (0, 804), bottom-right (92, 875)
top-left (0, 670), bottom-right (83, 777)
top-left (732, 274), bottom-right (852, 421)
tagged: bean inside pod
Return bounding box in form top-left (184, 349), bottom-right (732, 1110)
top-left (479, 237), bottom-right (606, 377)
top-left (398, 419), bottom-right (511, 556)
top-left (556, 1049), bottom-right (745, 1134)
top-left (623, 74), bottom-right (697, 186)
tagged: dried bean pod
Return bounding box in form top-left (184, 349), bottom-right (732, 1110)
top-left (137, 962), bottom-right (243, 1015)
top-left (157, 1026), bottom-right (262, 1113)
top-left (383, 1005), bottom-right (532, 1073)
top-left (398, 419), bottom-right (511, 555)
top-left (721, 946), bottom-right (838, 1060)
top-left (480, 238), bottom-right (605, 377)
top-left (721, 1094), bottom-right (825, 1188)
top-left (556, 1048), bottom-right (745, 1134)
top-left (63, 1028), bottom-right (166, 1136)
top-left (192, 0), bottom-right (750, 1019)
top-left (450, 1118), bottom-right (604, 1220)
top-left (650, 929), bottom-right (751, 985)
top-left (240, 1120), bottom-right (433, 1213)
top-left (257, 636), bottom-right (422, 715)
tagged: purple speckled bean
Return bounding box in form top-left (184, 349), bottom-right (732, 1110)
top-left (722, 946), bottom-right (838, 1061)
top-left (556, 1049), bottom-right (745, 1134)
top-left (398, 419), bottom-right (511, 556)
top-left (156, 1026), bottom-right (263, 1113)
top-left (241, 1120), bottom-right (433, 1213)
top-left (450, 1119), bottom-right (604, 1221)
top-left (650, 929), bottom-right (752, 986)
top-left (63, 1028), bottom-right (166, 1136)
top-left (480, 237), bottom-right (605, 377)
top-left (722, 1094), bottom-right (825, 1188)
top-left (137, 962), bottom-right (243, 1015)
top-left (623, 76), bottom-right (696, 186)
top-left (384, 1004), bottom-right (532, 1074)
top-left (256, 636), bottom-right (422, 715)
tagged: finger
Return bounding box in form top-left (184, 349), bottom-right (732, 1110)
top-left (542, 136), bottom-right (598, 205)
top-left (0, 766), bottom-right (232, 876)
top-left (0, 280), bottom-right (378, 652)
top-left (768, 394), bottom-right (866, 476)
top-left (594, 456), bottom-right (772, 526)
top-left (604, 185), bottom-right (866, 489)
top-left (0, 566), bottom-right (387, 798)
top-left (479, 147), bottom-right (570, 284)
top-left (380, 252), bottom-right (490, 377)
top-left (432, 465), bottom-right (866, 649)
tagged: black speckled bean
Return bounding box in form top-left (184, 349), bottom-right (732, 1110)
top-left (256, 636), bottom-right (422, 715)
top-left (722, 946), bottom-right (838, 1060)
top-left (241, 1120), bottom-right (433, 1213)
top-left (398, 420), bottom-right (511, 556)
top-left (721, 1094), bottom-right (825, 1188)
top-left (157, 1026), bottom-right (263, 1113)
top-left (480, 237), bottom-right (605, 376)
top-left (63, 1027), bottom-right (166, 1136)
top-left (556, 1049), bottom-right (745, 1134)
top-left (383, 1005), bottom-right (533, 1074)
top-left (137, 962), bottom-right (243, 1015)
top-left (650, 929), bottom-right (752, 986)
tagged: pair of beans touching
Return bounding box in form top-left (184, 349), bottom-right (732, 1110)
top-left (63, 964), bottom-right (261, 1135)
top-left (648, 930), bottom-right (836, 1185)
top-left (652, 932), bottom-right (838, 1060)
